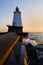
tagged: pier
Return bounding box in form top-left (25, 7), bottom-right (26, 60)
top-left (0, 33), bottom-right (28, 65)
top-left (0, 33), bottom-right (20, 65)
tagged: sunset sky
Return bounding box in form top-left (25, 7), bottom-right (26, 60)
top-left (0, 0), bottom-right (43, 32)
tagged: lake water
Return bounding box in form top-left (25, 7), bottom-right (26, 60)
top-left (29, 32), bottom-right (43, 42)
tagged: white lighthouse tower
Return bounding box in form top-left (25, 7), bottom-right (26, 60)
top-left (7, 7), bottom-right (23, 33)
top-left (13, 7), bottom-right (22, 27)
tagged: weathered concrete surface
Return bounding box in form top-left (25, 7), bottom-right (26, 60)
top-left (0, 33), bottom-right (20, 65)
top-left (4, 42), bottom-right (25, 65)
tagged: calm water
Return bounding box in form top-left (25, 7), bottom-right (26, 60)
top-left (29, 32), bottom-right (43, 42)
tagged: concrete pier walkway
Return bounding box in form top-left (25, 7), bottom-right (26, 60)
top-left (0, 33), bottom-right (20, 65)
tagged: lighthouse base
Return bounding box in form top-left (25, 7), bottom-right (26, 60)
top-left (7, 25), bottom-right (23, 33)
top-left (7, 25), bottom-right (28, 38)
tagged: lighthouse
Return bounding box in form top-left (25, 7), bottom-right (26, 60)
top-left (7, 7), bottom-right (23, 33)
top-left (7, 7), bottom-right (28, 37)
top-left (13, 7), bottom-right (22, 27)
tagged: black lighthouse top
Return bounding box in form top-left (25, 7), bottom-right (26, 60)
top-left (16, 7), bottom-right (19, 12)
top-left (14, 7), bottom-right (21, 13)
